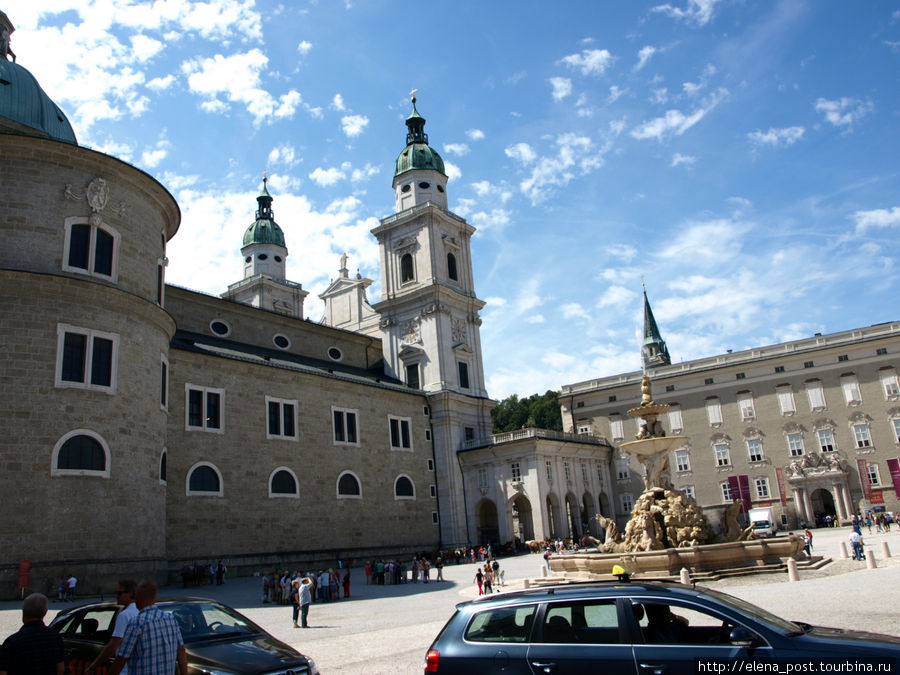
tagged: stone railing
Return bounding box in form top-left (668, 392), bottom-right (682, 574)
top-left (460, 427), bottom-right (610, 451)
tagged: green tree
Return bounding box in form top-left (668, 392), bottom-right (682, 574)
top-left (491, 390), bottom-right (562, 433)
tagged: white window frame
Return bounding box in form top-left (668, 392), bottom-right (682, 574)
top-left (681, 485), bottom-right (695, 499)
top-left (674, 449), bottom-right (691, 473)
top-left (840, 375), bottom-right (862, 406)
top-left (787, 433), bottom-right (804, 457)
top-left (51, 429), bottom-right (111, 478)
top-left (581, 462), bottom-right (588, 483)
top-left (185, 461), bottom-right (224, 497)
top-left (332, 406), bottom-right (360, 446)
top-left (266, 397), bottom-right (298, 441)
top-left (336, 470), bottom-right (363, 500)
top-left (478, 467), bottom-right (489, 489)
top-left (393, 474), bottom-right (416, 500)
top-left (866, 462), bottom-right (881, 486)
top-left (55, 324), bottom-right (119, 394)
top-left (720, 481), bottom-right (734, 502)
top-left (429, 484), bottom-right (436, 498)
top-left (817, 428), bottom-right (835, 452)
top-left (159, 448), bottom-right (167, 485)
top-left (616, 458), bottom-right (630, 480)
top-left (388, 415), bottom-right (413, 451)
top-left (714, 443), bottom-right (731, 467)
top-left (747, 438), bottom-right (764, 463)
top-left (156, 257), bottom-right (167, 306)
top-left (892, 418), bottom-right (900, 444)
top-left (564, 461), bottom-right (571, 482)
top-left (852, 423), bottom-right (872, 448)
top-left (185, 384), bottom-right (225, 433)
top-left (609, 415), bottom-right (624, 440)
top-left (160, 354), bottom-right (169, 412)
top-left (577, 424), bottom-right (591, 435)
top-left (737, 393), bottom-right (756, 421)
top-left (546, 460), bottom-right (553, 482)
top-left (880, 370), bottom-right (900, 400)
top-left (706, 397), bottom-right (723, 426)
top-left (806, 381), bottom-right (827, 411)
top-left (755, 477), bottom-right (770, 498)
top-left (667, 405), bottom-right (684, 433)
top-left (511, 462), bottom-right (522, 482)
top-left (777, 386), bottom-right (796, 415)
top-left (268, 467), bottom-right (300, 499)
top-left (620, 493), bottom-right (634, 513)
top-left (62, 217), bottom-right (120, 283)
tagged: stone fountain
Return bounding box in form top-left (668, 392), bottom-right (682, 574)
top-left (548, 375), bottom-right (804, 578)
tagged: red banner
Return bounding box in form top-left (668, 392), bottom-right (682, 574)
top-left (728, 475), bottom-right (753, 514)
top-left (775, 467), bottom-right (787, 507)
top-left (857, 458), bottom-right (873, 504)
top-left (888, 458), bottom-right (900, 500)
top-left (17, 560), bottom-right (30, 590)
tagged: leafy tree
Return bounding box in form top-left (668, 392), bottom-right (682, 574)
top-left (491, 390), bottom-right (562, 433)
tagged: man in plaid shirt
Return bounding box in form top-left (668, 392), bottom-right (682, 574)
top-left (112, 581), bottom-right (187, 675)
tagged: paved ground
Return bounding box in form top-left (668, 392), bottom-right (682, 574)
top-left (2, 526), bottom-right (899, 674)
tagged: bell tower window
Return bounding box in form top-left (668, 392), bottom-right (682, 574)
top-left (401, 253), bottom-right (415, 283)
top-left (447, 253), bottom-right (458, 281)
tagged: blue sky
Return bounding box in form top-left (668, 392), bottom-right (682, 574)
top-left (8, 0), bottom-right (900, 399)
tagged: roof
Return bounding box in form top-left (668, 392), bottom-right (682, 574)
top-left (242, 179), bottom-right (286, 248)
top-left (394, 102), bottom-right (445, 178)
top-left (0, 58), bottom-right (77, 144)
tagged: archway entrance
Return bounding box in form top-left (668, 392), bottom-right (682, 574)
top-left (545, 493), bottom-right (561, 540)
top-left (477, 499), bottom-right (499, 545)
top-left (510, 495), bottom-right (534, 543)
top-left (564, 493), bottom-right (580, 539)
top-left (810, 488), bottom-right (836, 527)
top-left (582, 492), bottom-right (596, 537)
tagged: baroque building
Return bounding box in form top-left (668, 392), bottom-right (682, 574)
top-left (561, 293), bottom-right (900, 530)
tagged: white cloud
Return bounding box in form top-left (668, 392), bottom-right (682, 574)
top-left (659, 218), bottom-right (748, 262)
top-left (140, 138), bottom-right (170, 168)
top-left (549, 77), bottom-right (572, 101)
top-left (332, 94), bottom-right (346, 111)
top-left (635, 45), bottom-right (657, 71)
top-left (309, 166), bottom-right (346, 187)
top-left (505, 142), bottom-right (538, 165)
top-left (851, 207), bottom-right (900, 234)
top-left (814, 97), bottom-right (873, 128)
top-left (350, 164), bottom-right (380, 182)
top-left (652, 0), bottom-right (723, 26)
top-left (444, 161), bottom-right (462, 182)
top-left (268, 144), bottom-right (299, 168)
top-left (748, 126), bottom-right (805, 147)
top-left (560, 48), bottom-right (614, 76)
top-left (597, 286), bottom-right (636, 309)
top-left (443, 143), bottom-right (470, 156)
top-left (561, 303), bottom-right (592, 321)
top-left (650, 88), bottom-right (669, 104)
top-left (130, 34), bottom-right (163, 62)
top-left (631, 88), bottom-right (728, 141)
top-left (608, 86), bottom-right (625, 103)
top-left (147, 74), bottom-right (175, 91)
top-left (466, 128), bottom-right (485, 141)
top-left (670, 153), bottom-right (697, 167)
top-left (525, 315), bottom-right (546, 324)
top-left (297, 40), bottom-right (312, 55)
top-left (341, 114), bottom-right (369, 137)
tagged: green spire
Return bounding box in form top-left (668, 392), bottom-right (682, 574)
top-left (642, 287), bottom-right (671, 367)
top-left (242, 175), bottom-right (286, 248)
top-left (394, 93), bottom-right (446, 177)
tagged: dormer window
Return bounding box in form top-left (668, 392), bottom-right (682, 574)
top-left (419, 181), bottom-right (430, 189)
top-left (257, 253), bottom-right (268, 261)
top-left (437, 185), bottom-right (444, 193)
top-left (401, 184), bottom-right (411, 193)
top-left (401, 253), bottom-right (415, 283)
top-left (447, 252), bottom-right (458, 281)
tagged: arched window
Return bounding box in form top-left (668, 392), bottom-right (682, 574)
top-left (400, 253), bottom-right (414, 283)
top-left (337, 471), bottom-right (362, 499)
top-left (269, 468), bottom-right (299, 498)
top-left (186, 463), bottom-right (223, 496)
top-left (394, 475), bottom-right (415, 499)
top-left (447, 252), bottom-right (458, 281)
top-left (159, 449), bottom-right (167, 484)
top-left (52, 430), bottom-right (110, 477)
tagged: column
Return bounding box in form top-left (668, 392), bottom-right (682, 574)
top-left (802, 489), bottom-right (815, 526)
top-left (792, 487), bottom-right (807, 524)
top-left (831, 484), bottom-right (846, 521)
top-left (838, 482), bottom-right (854, 520)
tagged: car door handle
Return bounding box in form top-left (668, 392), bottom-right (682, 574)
top-left (530, 661), bottom-right (557, 674)
top-left (639, 664), bottom-right (668, 675)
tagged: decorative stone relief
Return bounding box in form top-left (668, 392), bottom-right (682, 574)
top-left (379, 316), bottom-right (396, 329)
top-left (401, 317), bottom-right (421, 344)
top-left (65, 177), bottom-right (128, 222)
top-left (786, 451), bottom-right (847, 479)
top-left (451, 317), bottom-right (466, 343)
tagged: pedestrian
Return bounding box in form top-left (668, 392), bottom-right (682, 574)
top-left (483, 567), bottom-right (493, 594)
top-left (0, 593), bottom-right (64, 675)
top-left (66, 575), bottom-right (77, 602)
top-left (423, 559), bottom-right (430, 583)
top-left (474, 569), bottom-right (484, 595)
top-left (498, 569), bottom-right (505, 586)
top-left (435, 556), bottom-right (444, 582)
top-left (849, 529), bottom-right (863, 561)
top-left (56, 578), bottom-right (67, 603)
top-left (215, 561), bottom-right (227, 586)
top-left (290, 580), bottom-right (301, 628)
top-left (261, 572), bottom-right (270, 604)
top-left (298, 577), bottom-right (312, 628)
top-left (342, 569), bottom-right (350, 599)
top-left (364, 562), bottom-right (372, 585)
top-left (112, 581), bottom-right (187, 675)
top-left (86, 580), bottom-right (138, 675)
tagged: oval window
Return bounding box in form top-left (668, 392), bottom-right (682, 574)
top-left (401, 184), bottom-right (411, 193)
top-left (273, 334), bottom-right (290, 350)
top-left (258, 253), bottom-right (268, 261)
top-left (245, 256), bottom-right (252, 263)
top-left (437, 185), bottom-right (445, 193)
top-left (418, 182), bottom-right (430, 189)
top-left (274, 256), bottom-right (282, 262)
top-left (328, 347), bottom-right (343, 361)
top-left (210, 320), bottom-right (231, 336)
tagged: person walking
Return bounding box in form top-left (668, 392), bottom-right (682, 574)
top-left (474, 569), bottom-right (484, 595)
top-left (0, 593), bottom-right (64, 675)
top-left (112, 581), bottom-right (187, 675)
top-left (86, 580), bottom-right (139, 675)
top-left (849, 529), bottom-right (863, 561)
top-left (435, 556), bottom-right (444, 582)
top-left (298, 577), bottom-right (312, 628)
top-left (290, 580), bottom-right (301, 628)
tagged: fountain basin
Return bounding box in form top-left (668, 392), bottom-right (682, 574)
top-left (549, 535), bottom-right (805, 576)
top-left (619, 435), bottom-right (688, 457)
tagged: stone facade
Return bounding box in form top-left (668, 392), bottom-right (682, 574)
top-left (561, 323), bottom-right (900, 530)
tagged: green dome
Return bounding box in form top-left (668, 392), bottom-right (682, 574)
top-left (242, 181), bottom-right (286, 248)
top-left (394, 104), bottom-right (445, 178)
top-left (0, 59), bottom-right (77, 144)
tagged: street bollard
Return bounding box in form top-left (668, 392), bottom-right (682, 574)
top-left (524, 578), bottom-right (530, 589)
top-left (881, 540), bottom-right (892, 559)
top-left (679, 568), bottom-right (691, 585)
top-left (787, 558), bottom-right (799, 582)
top-left (839, 541), bottom-right (849, 559)
top-left (866, 550), bottom-right (877, 569)
top-left (541, 565), bottom-right (548, 577)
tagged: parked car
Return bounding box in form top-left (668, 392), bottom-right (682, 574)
top-left (424, 580), bottom-right (900, 674)
top-left (50, 597), bottom-right (318, 675)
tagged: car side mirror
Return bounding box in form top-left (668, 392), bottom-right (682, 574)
top-left (729, 626), bottom-right (759, 647)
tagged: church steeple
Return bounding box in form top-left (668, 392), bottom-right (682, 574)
top-left (393, 92), bottom-right (448, 211)
top-left (642, 286), bottom-right (670, 368)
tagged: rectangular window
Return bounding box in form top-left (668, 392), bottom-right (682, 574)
top-left (787, 433), bottom-right (804, 457)
top-left (425, 428), bottom-right (431, 441)
top-left (608, 395), bottom-right (616, 402)
top-left (675, 449), bottom-right (690, 472)
top-left (867, 462), bottom-right (881, 486)
top-left (806, 381), bottom-right (826, 410)
top-left (430, 484), bottom-right (436, 498)
top-left (511, 462), bottom-right (521, 482)
top-left (721, 481), bottom-right (734, 502)
top-left (457, 361), bottom-right (470, 389)
top-left (880, 370), bottom-right (900, 398)
top-left (564, 461), bottom-right (571, 482)
top-left (478, 468), bottom-right (488, 489)
top-left (621, 494), bottom-right (634, 513)
top-left (682, 485), bottom-right (695, 499)
top-left (704, 378), bottom-right (714, 385)
top-left (736, 372), bottom-right (746, 380)
top-left (893, 419), bottom-right (900, 443)
top-left (714, 443), bottom-right (731, 467)
top-left (157, 259), bottom-right (166, 306)
top-left (747, 438), bottom-right (764, 462)
top-left (576, 401), bottom-right (585, 408)
top-left (755, 477), bottom-right (770, 498)
top-left (596, 465), bottom-right (604, 484)
top-left (774, 365), bottom-right (785, 373)
top-left (838, 354), bottom-right (849, 362)
top-left (389, 416), bottom-right (412, 450)
top-left (737, 393), bottom-right (756, 421)
top-left (876, 347), bottom-right (888, 356)
top-left (706, 398), bottom-right (723, 425)
top-left (609, 416), bottom-right (624, 440)
top-left (853, 424), bottom-right (872, 448)
top-left (577, 424), bottom-right (591, 435)
top-left (667, 405), bottom-right (683, 433)
top-left (332, 407), bottom-right (359, 445)
top-left (546, 460), bottom-right (553, 482)
top-left (665, 384), bottom-right (675, 392)
top-left (616, 458), bottom-right (630, 480)
top-left (427, 458), bottom-right (434, 471)
top-left (841, 376), bottom-right (862, 406)
top-left (63, 219), bottom-right (119, 281)
top-left (464, 426), bottom-right (475, 441)
top-left (160, 355), bottom-right (168, 410)
top-left (266, 397), bottom-right (298, 440)
top-left (55, 324), bottom-right (118, 393)
top-left (406, 363), bottom-right (420, 390)
top-left (777, 386), bottom-right (796, 415)
top-left (804, 361), bottom-right (814, 369)
top-left (817, 428), bottom-right (835, 452)
top-left (185, 385), bottom-right (224, 432)
top-left (432, 512), bottom-right (439, 525)
top-left (581, 462), bottom-right (588, 482)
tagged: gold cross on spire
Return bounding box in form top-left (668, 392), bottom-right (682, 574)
top-left (409, 87), bottom-right (417, 104)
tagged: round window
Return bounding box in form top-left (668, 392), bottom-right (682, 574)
top-left (327, 347), bottom-right (343, 361)
top-left (419, 181), bottom-right (430, 189)
top-left (401, 184), bottom-right (411, 193)
top-left (273, 334), bottom-right (290, 350)
top-left (245, 255), bottom-right (252, 262)
top-left (274, 256), bottom-right (282, 262)
top-left (437, 184), bottom-right (445, 193)
top-left (258, 253), bottom-right (268, 261)
top-left (210, 320), bottom-right (231, 337)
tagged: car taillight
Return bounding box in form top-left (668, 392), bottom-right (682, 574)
top-left (424, 649), bottom-right (440, 672)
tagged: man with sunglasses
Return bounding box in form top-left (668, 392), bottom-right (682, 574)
top-left (86, 580), bottom-right (138, 675)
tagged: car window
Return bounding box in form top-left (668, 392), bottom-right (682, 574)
top-left (633, 601), bottom-right (744, 646)
top-left (539, 599), bottom-right (621, 644)
top-left (69, 608), bottom-right (118, 642)
top-left (464, 605), bottom-right (537, 643)
top-left (160, 602), bottom-right (256, 642)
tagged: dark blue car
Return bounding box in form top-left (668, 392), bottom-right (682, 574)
top-left (424, 581), bottom-right (899, 674)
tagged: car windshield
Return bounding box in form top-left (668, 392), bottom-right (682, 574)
top-left (693, 587), bottom-right (801, 634)
top-left (159, 602), bottom-right (260, 643)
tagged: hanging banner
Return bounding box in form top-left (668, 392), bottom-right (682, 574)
top-left (728, 475), bottom-right (753, 514)
top-left (775, 467), bottom-right (787, 507)
top-left (888, 458), bottom-right (900, 501)
top-left (857, 458), bottom-right (873, 504)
